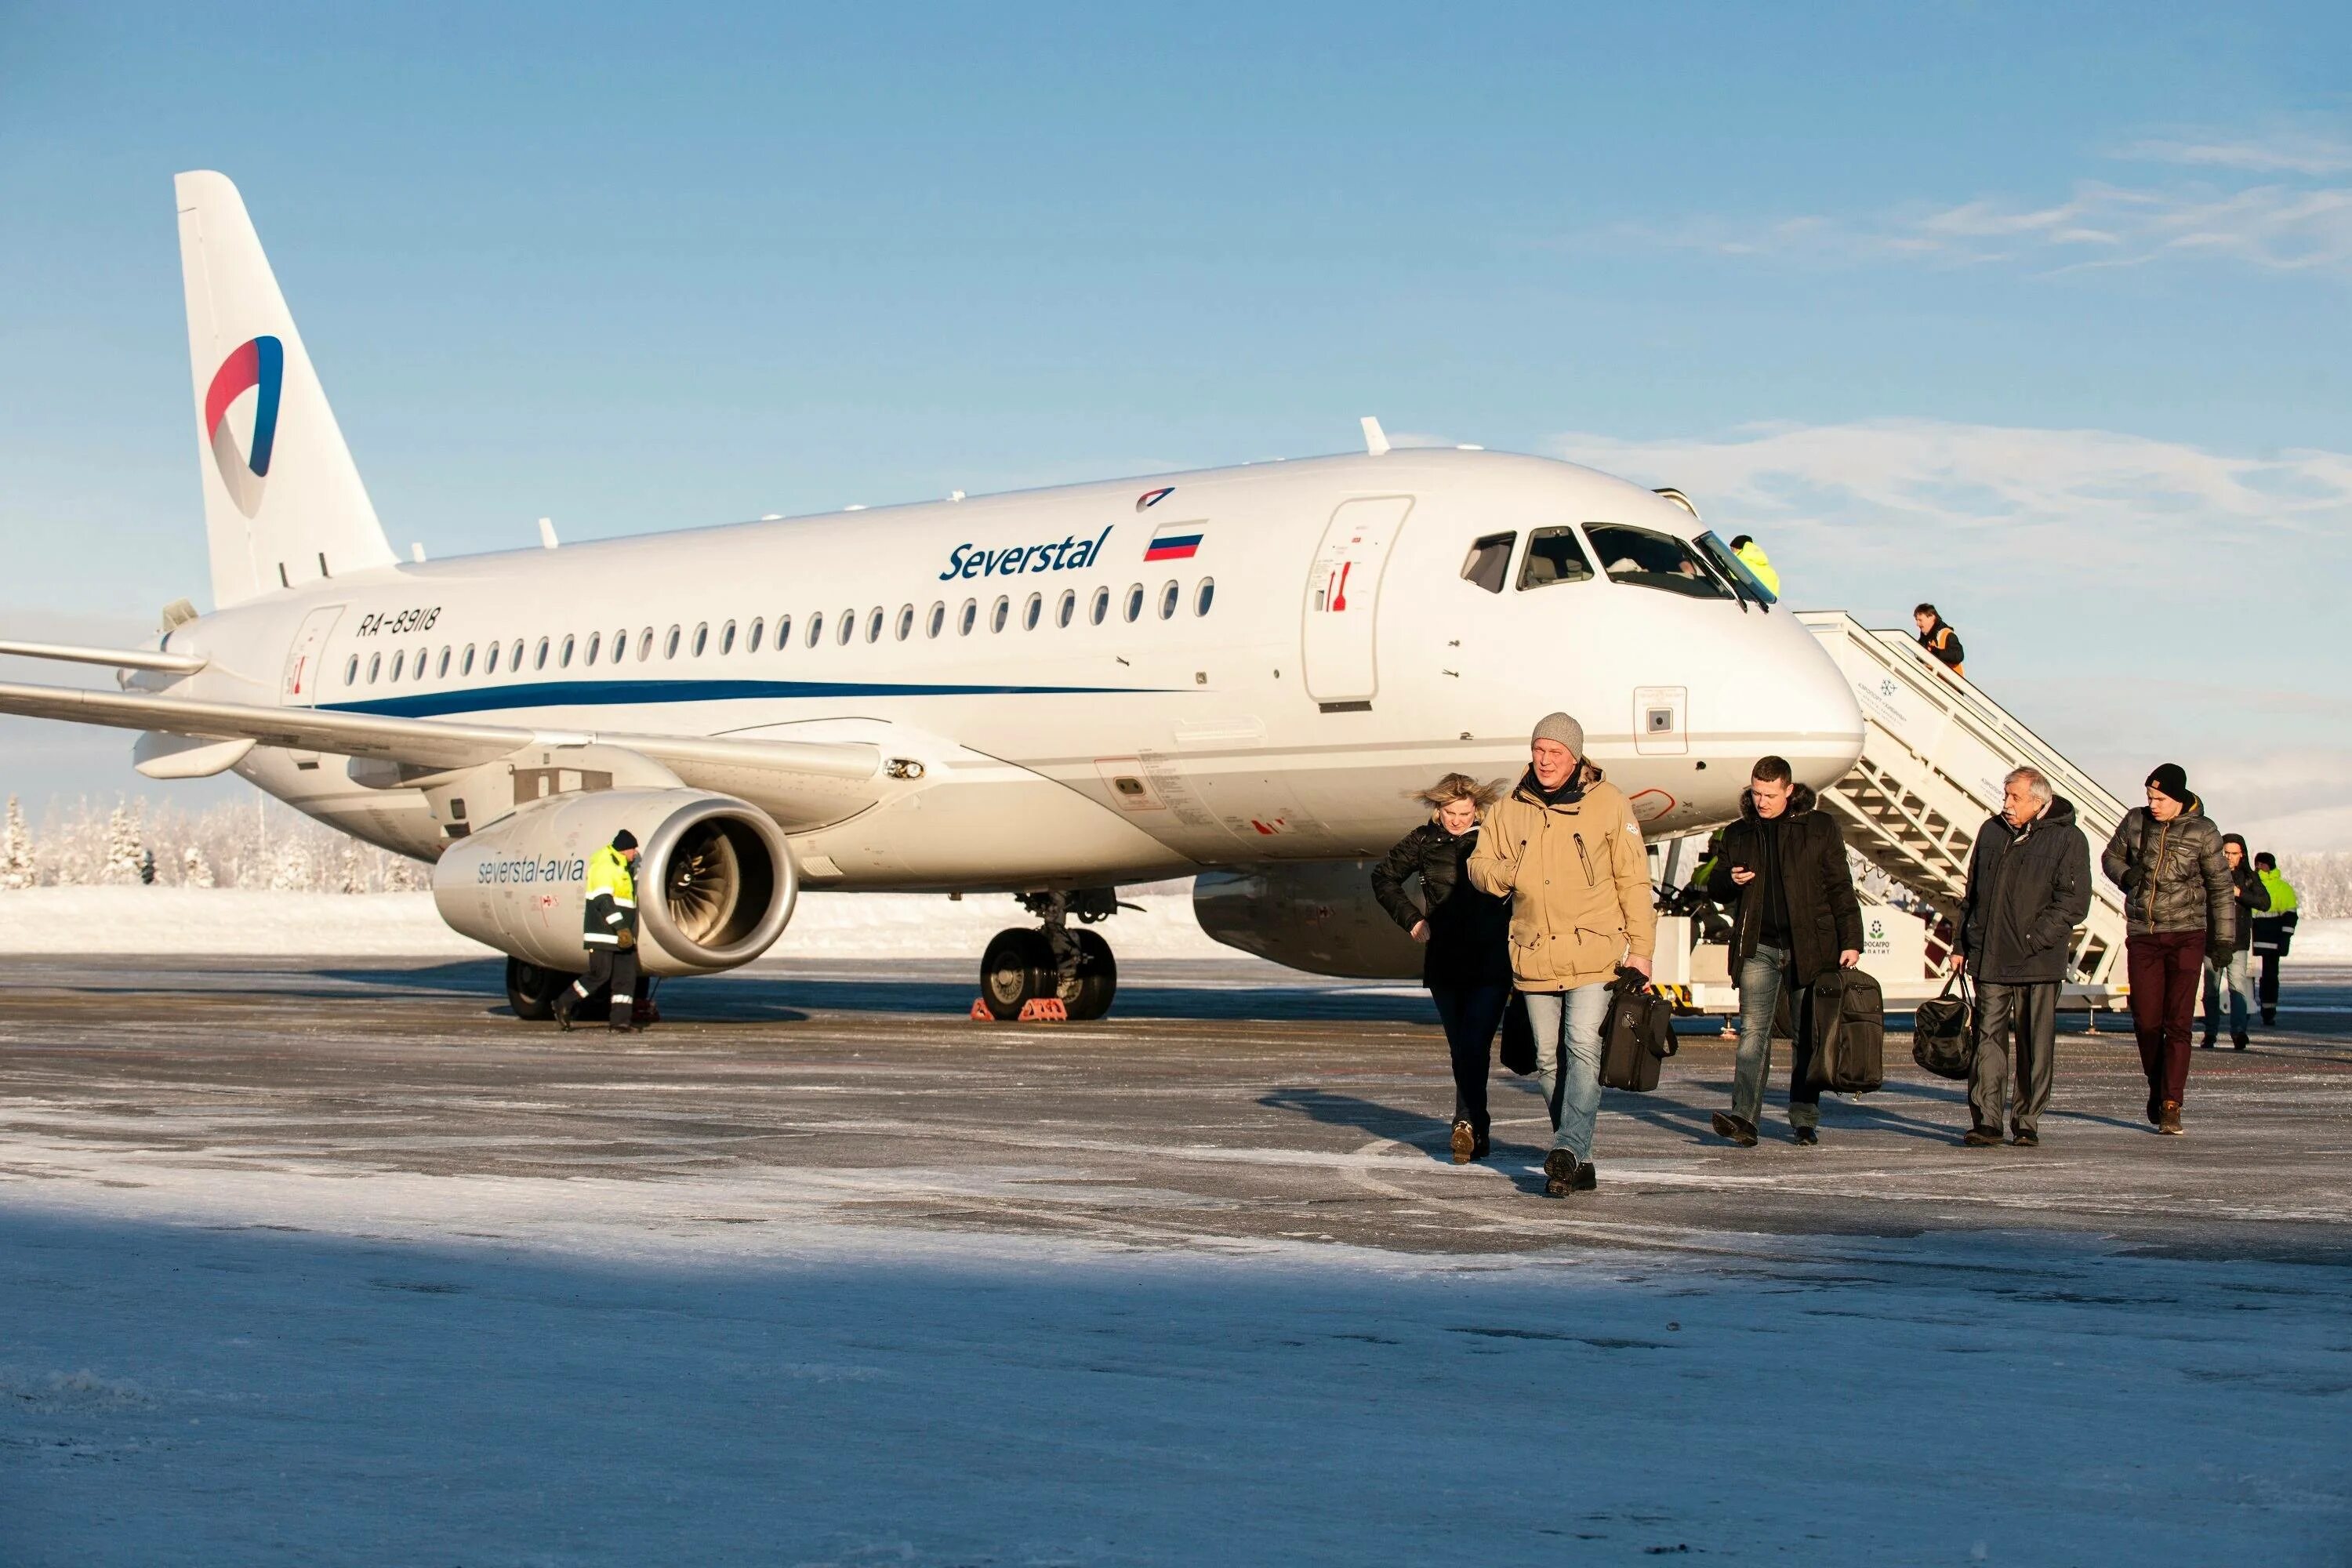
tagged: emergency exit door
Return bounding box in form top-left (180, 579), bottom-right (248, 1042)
top-left (280, 604), bottom-right (344, 705)
top-left (1301, 495), bottom-right (1413, 710)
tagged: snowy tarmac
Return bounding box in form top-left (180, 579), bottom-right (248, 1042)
top-left (5, 953), bottom-right (2350, 1564)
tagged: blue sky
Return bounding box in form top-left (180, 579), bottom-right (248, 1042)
top-left (2, 2), bottom-right (2347, 843)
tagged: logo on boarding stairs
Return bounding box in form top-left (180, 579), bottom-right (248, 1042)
top-left (204, 336), bottom-right (284, 519)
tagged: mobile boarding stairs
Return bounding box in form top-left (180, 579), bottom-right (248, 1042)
top-left (1648, 612), bottom-right (2132, 1018)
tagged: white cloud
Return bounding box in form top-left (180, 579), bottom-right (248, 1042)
top-left (2118, 129), bottom-right (2352, 177)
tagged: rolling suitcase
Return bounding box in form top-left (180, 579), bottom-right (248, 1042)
top-left (1598, 968), bottom-right (1678, 1092)
top-left (1806, 965), bottom-right (1886, 1093)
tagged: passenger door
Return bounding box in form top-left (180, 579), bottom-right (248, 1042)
top-left (280, 604), bottom-right (345, 706)
top-left (1301, 495), bottom-right (1413, 710)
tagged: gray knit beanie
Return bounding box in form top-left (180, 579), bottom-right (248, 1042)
top-left (1530, 712), bottom-right (1584, 756)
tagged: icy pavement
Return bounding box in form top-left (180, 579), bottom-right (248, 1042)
top-left (3, 956), bottom-right (2350, 1565)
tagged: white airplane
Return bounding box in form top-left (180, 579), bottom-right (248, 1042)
top-left (0, 172), bottom-right (1864, 1020)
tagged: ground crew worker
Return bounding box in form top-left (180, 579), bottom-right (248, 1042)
top-left (555, 829), bottom-right (643, 1032)
top-left (1726, 534), bottom-right (1780, 598)
top-left (2251, 851), bottom-right (2299, 1025)
top-left (1914, 603), bottom-right (1965, 677)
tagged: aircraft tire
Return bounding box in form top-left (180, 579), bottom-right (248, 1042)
top-left (1061, 928), bottom-right (1117, 1021)
top-left (506, 956), bottom-right (574, 1022)
top-left (978, 927), bottom-right (1053, 1020)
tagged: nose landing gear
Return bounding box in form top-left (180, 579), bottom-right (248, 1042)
top-left (977, 889), bottom-right (1120, 1021)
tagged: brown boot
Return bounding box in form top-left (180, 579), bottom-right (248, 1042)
top-left (2158, 1101), bottom-right (2183, 1136)
top-left (1450, 1120), bottom-right (1477, 1165)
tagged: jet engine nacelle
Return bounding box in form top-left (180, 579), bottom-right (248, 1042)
top-left (1192, 862), bottom-right (1425, 981)
top-left (432, 789), bottom-right (797, 978)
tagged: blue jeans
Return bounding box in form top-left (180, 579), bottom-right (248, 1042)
top-left (2201, 949), bottom-right (2254, 1039)
top-left (1520, 984), bottom-right (1612, 1160)
top-left (1735, 943), bottom-right (1820, 1129)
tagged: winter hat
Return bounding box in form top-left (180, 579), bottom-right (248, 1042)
top-left (612, 829), bottom-right (640, 851)
top-left (2221, 832), bottom-right (2248, 855)
top-left (2145, 764), bottom-right (2191, 808)
top-left (1530, 712), bottom-right (1584, 757)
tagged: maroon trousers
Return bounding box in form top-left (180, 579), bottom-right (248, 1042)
top-left (2128, 931), bottom-right (2205, 1105)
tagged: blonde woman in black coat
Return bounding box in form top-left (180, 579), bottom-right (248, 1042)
top-left (1371, 773), bottom-right (1512, 1163)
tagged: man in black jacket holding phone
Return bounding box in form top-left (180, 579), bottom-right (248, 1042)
top-left (1704, 756), bottom-right (1864, 1147)
top-left (1955, 767), bottom-right (2092, 1148)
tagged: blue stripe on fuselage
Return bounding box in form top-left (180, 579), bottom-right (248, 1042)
top-left (321, 676), bottom-right (1167, 720)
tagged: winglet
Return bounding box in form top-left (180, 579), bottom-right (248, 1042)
top-left (1360, 416), bottom-right (1391, 457)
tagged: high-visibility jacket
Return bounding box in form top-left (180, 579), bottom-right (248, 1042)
top-left (2252, 869), bottom-right (2300, 956)
top-left (583, 844), bottom-right (637, 948)
top-left (1733, 540), bottom-right (1780, 598)
top-left (2256, 869), bottom-right (2299, 916)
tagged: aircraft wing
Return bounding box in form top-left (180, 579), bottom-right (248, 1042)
top-left (0, 681), bottom-right (884, 820)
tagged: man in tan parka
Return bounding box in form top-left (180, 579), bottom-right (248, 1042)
top-left (1468, 712), bottom-right (1657, 1197)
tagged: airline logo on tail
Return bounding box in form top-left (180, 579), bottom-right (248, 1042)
top-left (203, 335), bottom-right (284, 517)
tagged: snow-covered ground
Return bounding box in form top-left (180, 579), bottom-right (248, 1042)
top-left (5, 1159), bottom-right (2347, 1566)
top-left (0, 884), bottom-right (1235, 959)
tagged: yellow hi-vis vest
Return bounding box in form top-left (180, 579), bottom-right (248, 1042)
top-left (1734, 540), bottom-right (1781, 598)
top-left (583, 844), bottom-right (637, 946)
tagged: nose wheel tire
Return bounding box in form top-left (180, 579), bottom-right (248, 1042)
top-left (979, 927), bottom-right (1055, 1020)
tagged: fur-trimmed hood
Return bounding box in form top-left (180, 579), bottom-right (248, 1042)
top-left (1737, 782), bottom-right (1817, 823)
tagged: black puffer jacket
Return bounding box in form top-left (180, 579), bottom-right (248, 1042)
top-left (1958, 797), bottom-right (2093, 985)
top-left (1703, 784), bottom-right (1864, 979)
top-left (1371, 821), bottom-right (1513, 988)
top-left (2101, 800), bottom-right (2234, 948)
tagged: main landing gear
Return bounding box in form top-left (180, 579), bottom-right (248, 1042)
top-left (978, 889), bottom-right (1120, 1021)
top-left (506, 955), bottom-right (659, 1027)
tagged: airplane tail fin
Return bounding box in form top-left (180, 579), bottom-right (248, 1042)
top-left (175, 170), bottom-right (395, 608)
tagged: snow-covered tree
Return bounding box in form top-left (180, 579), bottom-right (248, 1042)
top-left (102, 803), bottom-right (147, 886)
top-left (0, 797), bottom-right (31, 890)
top-left (182, 844), bottom-right (216, 888)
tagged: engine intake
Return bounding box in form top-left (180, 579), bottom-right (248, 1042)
top-left (433, 789), bottom-right (797, 977)
top-left (1192, 863), bottom-right (1425, 980)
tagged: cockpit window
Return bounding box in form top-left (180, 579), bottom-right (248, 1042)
top-left (1461, 532), bottom-right (1515, 593)
top-left (1517, 527), bottom-right (1595, 590)
top-left (1696, 530), bottom-right (1777, 608)
top-left (1588, 524), bottom-right (1734, 601)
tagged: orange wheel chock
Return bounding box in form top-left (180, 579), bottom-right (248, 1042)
top-left (969, 998), bottom-right (996, 1021)
top-left (1018, 997), bottom-right (1069, 1023)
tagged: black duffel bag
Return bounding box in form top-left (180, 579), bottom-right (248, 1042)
top-left (1911, 970), bottom-right (1973, 1081)
top-left (1500, 992), bottom-right (1537, 1076)
top-left (1806, 965), bottom-right (1886, 1094)
top-left (1599, 968), bottom-right (1679, 1092)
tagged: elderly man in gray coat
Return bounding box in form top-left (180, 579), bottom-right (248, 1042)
top-left (1955, 767), bottom-right (2092, 1148)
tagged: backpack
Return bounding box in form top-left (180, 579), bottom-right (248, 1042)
top-left (1911, 971), bottom-right (1973, 1082)
top-left (1806, 966), bottom-right (1886, 1094)
top-left (1599, 969), bottom-right (1679, 1092)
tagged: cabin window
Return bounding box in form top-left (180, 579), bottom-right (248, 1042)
top-left (637, 628), bottom-right (655, 662)
top-left (896, 604), bottom-right (915, 641)
top-left (991, 595), bottom-right (1011, 633)
top-left (391, 650), bottom-right (406, 681)
top-left (1587, 523), bottom-right (1733, 601)
top-left (927, 601), bottom-right (946, 638)
top-left (414, 646), bottom-right (428, 681)
top-left (691, 622), bottom-right (710, 657)
top-left (720, 620), bottom-right (737, 655)
top-left (805, 612), bottom-right (824, 648)
top-left (1023, 592), bottom-right (1043, 631)
top-left (1091, 586), bottom-right (1111, 626)
top-left (437, 647), bottom-right (452, 678)
top-left (1461, 532), bottom-right (1515, 593)
top-left (507, 639), bottom-right (522, 672)
top-left (959, 598), bottom-right (978, 636)
top-left (1057, 589), bottom-right (1076, 628)
top-left (1123, 583), bottom-right (1145, 622)
top-left (609, 629), bottom-right (626, 663)
top-left (665, 626), bottom-right (682, 659)
top-left (1517, 527), bottom-right (1595, 590)
top-left (748, 618), bottom-right (764, 653)
top-left (1195, 579), bottom-right (1215, 615)
top-left (837, 608), bottom-right (855, 646)
top-left (773, 615), bottom-right (790, 650)
top-left (368, 652), bottom-right (383, 683)
top-left (584, 633), bottom-right (601, 666)
top-left (462, 644), bottom-right (477, 677)
top-left (866, 607), bottom-right (884, 643)
top-left (535, 637), bottom-right (551, 670)
top-left (485, 644), bottom-right (501, 676)
top-left (1159, 580), bottom-right (1179, 619)
top-left (345, 654), bottom-right (360, 685)
top-left (560, 634), bottom-right (575, 669)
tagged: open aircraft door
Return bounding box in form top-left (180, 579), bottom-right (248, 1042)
top-left (280, 604), bottom-right (343, 706)
top-left (1301, 495), bottom-right (1412, 711)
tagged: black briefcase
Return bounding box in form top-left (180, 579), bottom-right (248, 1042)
top-left (1911, 971), bottom-right (1973, 1082)
top-left (1599, 968), bottom-right (1678, 1092)
top-left (1500, 992), bottom-right (1537, 1076)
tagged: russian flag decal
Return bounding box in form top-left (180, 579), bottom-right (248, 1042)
top-left (1144, 521), bottom-right (1203, 561)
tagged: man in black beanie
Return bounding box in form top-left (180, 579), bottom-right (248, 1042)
top-left (2102, 764), bottom-right (2234, 1134)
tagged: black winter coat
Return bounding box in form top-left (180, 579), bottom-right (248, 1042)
top-left (1370, 821), bottom-right (1514, 988)
top-left (1703, 785), bottom-right (1864, 979)
top-left (1958, 797), bottom-right (2093, 985)
top-left (2223, 862), bottom-right (2270, 953)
